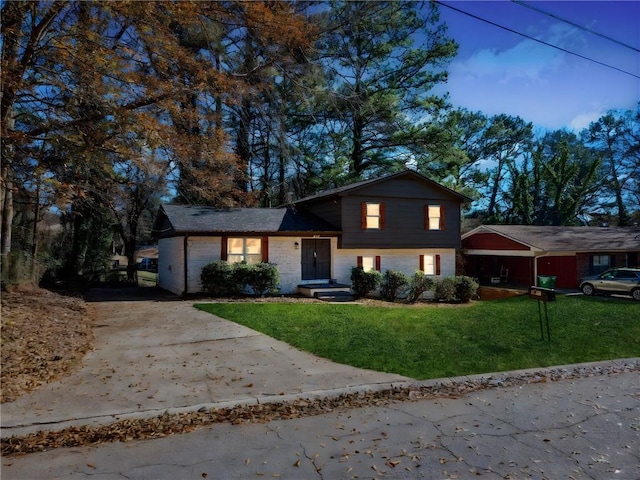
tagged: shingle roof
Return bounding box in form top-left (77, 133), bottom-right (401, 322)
top-left (157, 204), bottom-right (340, 235)
top-left (464, 225), bottom-right (640, 251)
top-left (294, 170), bottom-right (471, 204)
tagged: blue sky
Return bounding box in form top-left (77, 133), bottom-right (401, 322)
top-left (434, 1), bottom-right (640, 131)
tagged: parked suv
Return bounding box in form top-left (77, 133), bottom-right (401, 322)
top-left (579, 267), bottom-right (640, 301)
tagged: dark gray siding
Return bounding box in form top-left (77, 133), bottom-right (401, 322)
top-left (301, 197), bottom-right (342, 228)
top-left (341, 175), bottom-right (460, 248)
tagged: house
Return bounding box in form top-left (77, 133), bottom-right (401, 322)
top-left (461, 225), bottom-right (640, 289)
top-left (152, 170), bottom-right (469, 295)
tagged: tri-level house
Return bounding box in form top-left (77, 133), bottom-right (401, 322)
top-left (153, 170), bottom-right (469, 296)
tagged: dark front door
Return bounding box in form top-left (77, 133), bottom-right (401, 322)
top-left (301, 239), bottom-right (331, 281)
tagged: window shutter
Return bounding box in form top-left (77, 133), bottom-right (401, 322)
top-left (435, 255), bottom-right (441, 275)
top-left (379, 202), bottom-right (385, 229)
top-left (424, 205), bottom-right (429, 230)
top-left (361, 203), bottom-right (367, 229)
top-left (221, 236), bottom-right (228, 261)
top-left (261, 236), bottom-right (269, 262)
top-left (440, 206), bottom-right (446, 230)
top-left (357, 256), bottom-right (363, 268)
top-left (419, 255), bottom-right (424, 272)
top-left (375, 255), bottom-right (381, 271)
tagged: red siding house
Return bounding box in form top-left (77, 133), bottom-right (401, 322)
top-left (462, 225), bottom-right (640, 289)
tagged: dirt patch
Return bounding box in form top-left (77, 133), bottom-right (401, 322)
top-left (1, 284), bottom-right (95, 403)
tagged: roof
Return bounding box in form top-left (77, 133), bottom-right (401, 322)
top-left (155, 204), bottom-right (341, 236)
top-left (463, 225), bottom-right (640, 252)
top-left (294, 170), bottom-right (471, 204)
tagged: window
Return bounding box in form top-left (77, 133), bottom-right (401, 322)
top-left (591, 254), bottom-right (612, 274)
top-left (425, 205), bottom-right (445, 230)
top-left (357, 255), bottom-right (381, 271)
top-left (420, 254), bottom-right (441, 275)
top-left (361, 202), bottom-right (385, 229)
top-left (227, 237), bottom-right (262, 264)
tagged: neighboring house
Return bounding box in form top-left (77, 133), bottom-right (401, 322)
top-left (153, 170), bottom-right (469, 295)
top-left (462, 225), bottom-right (640, 289)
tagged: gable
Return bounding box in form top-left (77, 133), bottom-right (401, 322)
top-left (462, 232), bottom-right (530, 251)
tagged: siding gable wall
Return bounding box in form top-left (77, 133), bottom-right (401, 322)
top-left (338, 178), bottom-right (461, 249)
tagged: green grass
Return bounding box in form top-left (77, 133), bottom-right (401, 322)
top-left (195, 295), bottom-right (640, 380)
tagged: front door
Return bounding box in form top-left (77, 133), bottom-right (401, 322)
top-left (301, 239), bottom-right (331, 281)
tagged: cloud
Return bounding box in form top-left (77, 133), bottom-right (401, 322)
top-left (568, 111), bottom-right (603, 131)
top-left (451, 24), bottom-right (582, 84)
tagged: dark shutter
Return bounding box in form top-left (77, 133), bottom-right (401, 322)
top-left (424, 205), bottom-right (429, 230)
top-left (440, 205), bottom-right (446, 230)
top-left (261, 236), bottom-right (269, 262)
top-left (361, 203), bottom-right (367, 229)
top-left (221, 236), bottom-right (228, 261)
top-left (357, 256), bottom-right (363, 268)
top-left (375, 255), bottom-right (381, 271)
top-left (419, 255), bottom-right (424, 272)
top-left (435, 255), bottom-right (441, 275)
top-left (379, 202), bottom-right (385, 229)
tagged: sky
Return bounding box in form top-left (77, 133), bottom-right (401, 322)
top-left (433, 1), bottom-right (640, 132)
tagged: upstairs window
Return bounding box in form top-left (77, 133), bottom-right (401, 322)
top-left (420, 254), bottom-right (441, 275)
top-left (226, 237), bottom-right (264, 264)
top-left (361, 202), bottom-right (385, 229)
top-left (425, 205), bottom-right (445, 230)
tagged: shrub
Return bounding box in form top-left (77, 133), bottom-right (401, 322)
top-left (407, 271), bottom-right (435, 303)
top-left (350, 267), bottom-right (382, 298)
top-left (380, 270), bottom-right (408, 302)
top-left (245, 262), bottom-right (280, 296)
top-left (201, 260), bottom-right (233, 296)
top-left (434, 277), bottom-right (456, 302)
top-left (454, 275), bottom-right (479, 303)
top-left (201, 261), bottom-right (280, 297)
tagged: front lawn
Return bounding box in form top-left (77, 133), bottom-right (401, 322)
top-left (195, 295), bottom-right (640, 380)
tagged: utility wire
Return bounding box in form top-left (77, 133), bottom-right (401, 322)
top-left (435, 1), bottom-right (640, 80)
top-left (512, 0), bottom-right (640, 54)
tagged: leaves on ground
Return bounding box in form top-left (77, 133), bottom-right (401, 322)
top-left (1, 284), bottom-right (94, 403)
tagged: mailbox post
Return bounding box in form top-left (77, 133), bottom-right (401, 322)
top-left (529, 286), bottom-right (555, 341)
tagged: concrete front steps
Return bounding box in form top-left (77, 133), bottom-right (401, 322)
top-left (297, 283), bottom-right (354, 302)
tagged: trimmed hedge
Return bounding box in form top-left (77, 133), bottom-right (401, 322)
top-left (201, 261), bottom-right (279, 297)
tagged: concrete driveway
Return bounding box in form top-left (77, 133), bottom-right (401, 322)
top-left (1, 288), bottom-right (410, 437)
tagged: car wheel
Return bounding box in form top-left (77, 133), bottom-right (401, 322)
top-left (581, 283), bottom-right (595, 296)
top-left (632, 288), bottom-right (640, 301)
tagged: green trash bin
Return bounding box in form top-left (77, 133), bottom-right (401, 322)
top-left (537, 275), bottom-right (557, 289)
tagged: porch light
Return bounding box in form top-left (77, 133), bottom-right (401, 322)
top-left (294, 242), bottom-right (299, 250)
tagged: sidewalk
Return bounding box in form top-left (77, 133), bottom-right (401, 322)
top-left (3, 366), bottom-right (639, 479)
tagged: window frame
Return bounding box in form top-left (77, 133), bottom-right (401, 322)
top-left (424, 204), bottom-right (445, 231)
top-left (357, 255), bottom-right (381, 271)
top-left (419, 254), bottom-right (441, 276)
top-left (361, 202), bottom-right (385, 230)
top-left (222, 236), bottom-right (267, 264)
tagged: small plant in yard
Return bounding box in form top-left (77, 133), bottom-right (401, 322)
top-left (380, 270), bottom-right (408, 302)
top-left (454, 276), bottom-right (479, 303)
top-left (407, 271), bottom-right (435, 303)
top-left (434, 277), bottom-right (457, 302)
top-left (350, 266), bottom-right (382, 298)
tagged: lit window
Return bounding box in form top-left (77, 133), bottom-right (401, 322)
top-left (427, 205), bottom-right (441, 230)
top-left (228, 238), bottom-right (262, 264)
top-left (422, 254), bottom-right (435, 275)
top-left (361, 256), bottom-right (375, 271)
top-left (366, 203), bottom-right (380, 229)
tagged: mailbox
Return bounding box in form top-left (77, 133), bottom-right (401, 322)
top-left (529, 286), bottom-right (556, 302)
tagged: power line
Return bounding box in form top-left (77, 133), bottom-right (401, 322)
top-left (435, 1), bottom-right (640, 80)
top-left (512, 0), bottom-right (640, 54)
